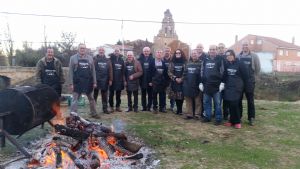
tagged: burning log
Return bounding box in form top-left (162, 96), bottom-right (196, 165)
top-left (54, 124), bottom-right (89, 141)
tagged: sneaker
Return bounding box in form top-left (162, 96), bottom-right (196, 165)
top-left (134, 108), bottom-right (138, 113)
top-left (249, 118), bottom-right (255, 126)
top-left (234, 123), bottom-right (241, 129)
top-left (224, 122), bottom-right (233, 127)
top-left (142, 107), bottom-right (147, 111)
top-left (115, 107), bottom-right (122, 112)
top-left (126, 108), bottom-right (133, 112)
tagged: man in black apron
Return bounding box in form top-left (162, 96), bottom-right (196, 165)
top-left (238, 41), bottom-right (261, 126)
top-left (36, 48), bottom-right (64, 97)
top-left (69, 44), bottom-right (99, 118)
top-left (125, 51), bottom-right (143, 112)
top-left (93, 47), bottom-right (113, 114)
top-left (108, 48), bottom-right (125, 112)
top-left (138, 47), bottom-right (155, 111)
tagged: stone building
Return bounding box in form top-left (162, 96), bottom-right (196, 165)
top-left (153, 9), bottom-right (178, 51)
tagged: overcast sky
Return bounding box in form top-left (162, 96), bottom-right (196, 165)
top-left (0, 0), bottom-right (300, 51)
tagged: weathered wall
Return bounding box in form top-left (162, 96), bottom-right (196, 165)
top-left (0, 66), bottom-right (36, 85)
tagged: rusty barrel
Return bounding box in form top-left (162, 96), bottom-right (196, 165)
top-left (0, 84), bottom-right (59, 135)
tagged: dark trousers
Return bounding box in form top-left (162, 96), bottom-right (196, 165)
top-left (223, 100), bottom-right (229, 118)
top-left (109, 89), bottom-right (121, 108)
top-left (127, 90), bottom-right (138, 109)
top-left (170, 98), bottom-right (175, 109)
top-left (221, 91), bottom-right (229, 118)
top-left (239, 91), bottom-right (255, 120)
top-left (141, 87), bottom-right (153, 110)
top-left (153, 91), bottom-right (166, 110)
top-left (228, 100), bottom-right (241, 124)
top-left (175, 99), bottom-right (183, 114)
top-left (94, 88), bottom-right (108, 110)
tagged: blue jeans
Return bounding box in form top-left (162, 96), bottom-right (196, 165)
top-left (204, 92), bottom-right (222, 122)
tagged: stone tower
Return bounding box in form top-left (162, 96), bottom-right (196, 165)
top-left (153, 9), bottom-right (178, 51)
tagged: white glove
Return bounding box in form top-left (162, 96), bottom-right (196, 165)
top-left (219, 83), bottom-right (225, 92)
top-left (199, 83), bottom-right (204, 92)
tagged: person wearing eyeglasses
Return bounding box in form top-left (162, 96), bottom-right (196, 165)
top-left (138, 47), bottom-right (156, 111)
top-left (199, 45), bottom-right (224, 125)
top-left (223, 49), bottom-right (249, 129)
top-left (168, 49), bottom-right (187, 115)
top-left (124, 51), bottom-right (143, 113)
top-left (237, 41), bottom-right (261, 126)
top-left (182, 49), bottom-right (202, 120)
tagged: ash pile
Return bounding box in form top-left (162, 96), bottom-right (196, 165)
top-left (4, 112), bottom-right (159, 169)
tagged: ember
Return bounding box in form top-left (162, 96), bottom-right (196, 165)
top-left (26, 112), bottom-right (144, 169)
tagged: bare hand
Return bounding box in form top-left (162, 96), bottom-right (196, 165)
top-left (149, 83), bottom-right (153, 86)
top-left (109, 80), bottom-right (112, 86)
top-left (129, 75), bottom-right (134, 80)
top-left (124, 82), bottom-right (127, 87)
top-left (93, 83), bottom-right (97, 89)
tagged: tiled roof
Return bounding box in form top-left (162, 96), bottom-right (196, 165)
top-left (249, 34), bottom-right (300, 49)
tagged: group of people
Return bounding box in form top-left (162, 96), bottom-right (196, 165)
top-left (36, 41), bottom-right (260, 129)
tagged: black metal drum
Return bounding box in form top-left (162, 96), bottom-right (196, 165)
top-left (0, 84), bottom-right (59, 135)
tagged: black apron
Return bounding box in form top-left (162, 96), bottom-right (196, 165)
top-left (203, 58), bottom-right (222, 96)
top-left (95, 57), bottom-right (109, 91)
top-left (239, 55), bottom-right (255, 92)
top-left (73, 58), bottom-right (93, 94)
top-left (224, 61), bottom-right (244, 101)
top-left (126, 62), bottom-right (139, 91)
top-left (141, 58), bottom-right (150, 89)
top-left (183, 62), bottom-right (201, 97)
top-left (42, 60), bottom-right (61, 93)
top-left (171, 62), bottom-right (184, 93)
top-left (153, 63), bottom-right (165, 92)
top-left (112, 61), bottom-right (124, 91)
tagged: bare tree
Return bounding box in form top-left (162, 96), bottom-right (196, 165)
top-left (57, 32), bottom-right (77, 66)
top-left (4, 23), bottom-right (14, 66)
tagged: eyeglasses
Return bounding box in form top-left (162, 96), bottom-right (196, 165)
top-left (175, 52), bottom-right (181, 54)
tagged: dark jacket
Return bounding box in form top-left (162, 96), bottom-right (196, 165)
top-left (138, 53), bottom-right (155, 89)
top-left (125, 59), bottom-right (143, 91)
top-left (201, 55), bottom-right (224, 96)
top-left (152, 60), bottom-right (169, 92)
top-left (222, 59), bottom-right (249, 101)
top-left (36, 57), bottom-right (65, 84)
top-left (183, 58), bottom-right (202, 97)
top-left (237, 51), bottom-right (261, 92)
top-left (109, 53), bottom-right (125, 91)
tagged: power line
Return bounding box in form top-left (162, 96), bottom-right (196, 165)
top-left (1, 11), bottom-right (300, 26)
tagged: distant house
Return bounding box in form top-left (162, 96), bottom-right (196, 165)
top-left (230, 34), bottom-right (300, 73)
